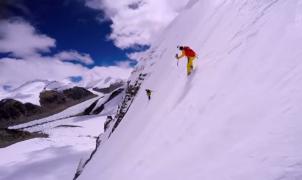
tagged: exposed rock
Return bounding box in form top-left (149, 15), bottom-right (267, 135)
top-left (0, 128), bottom-right (48, 148)
top-left (105, 88), bottom-right (124, 103)
top-left (24, 103), bottom-right (43, 116)
top-left (39, 90), bottom-right (66, 109)
top-left (39, 87), bottom-right (94, 109)
top-left (110, 73), bottom-right (147, 135)
top-left (73, 74), bottom-right (148, 179)
top-left (82, 99), bottom-right (100, 115)
top-left (84, 88), bottom-right (124, 115)
top-left (0, 86), bottom-right (96, 128)
top-left (54, 125), bottom-right (82, 128)
top-left (104, 116), bottom-right (113, 131)
top-left (63, 87), bottom-right (94, 100)
top-left (93, 81), bottom-right (124, 94)
top-left (0, 99), bottom-right (43, 128)
top-left (92, 104), bottom-right (104, 114)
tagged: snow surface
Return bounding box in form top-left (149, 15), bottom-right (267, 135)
top-left (0, 93), bottom-right (120, 180)
top-left (0, 115), bottom-right (106, 180)
top-left (11, 97), bottom-right (100, 130)
top-left (0, 86), bottom-right (127, 180)
top-left (91, 88), bottom-right (126, 116)
top-left (78, 1), bottom-right (302, 180)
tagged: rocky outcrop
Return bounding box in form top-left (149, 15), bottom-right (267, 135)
top-left (39, 90), bottom-right (66, 109)
top-left (0, 128), bottom-right (48, 148)
top-left (82, 99), bottom-right (100, 115)
top-left (63, 87), bottom-right (94, 100)
top-left (73, 73), bottom-right (147, 180)
top-left (82, 88), bottom-right (124, 115)
top-left (104, 116), bottom-right (113, 131)
top-left (39, 87), bottom-right (94, 109)
top-left (0, 99), bottom-right (43, 128)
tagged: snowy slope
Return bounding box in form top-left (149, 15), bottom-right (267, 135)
top-left (0, 93), bottom-right (121, 180)
top-left (10, 97), bottom-right (100, 130)
top-left (78, 1), bottom-right (302, 180)
top-left (0, 115), bottom-right (106, 180)
top-left (0, 80), bottom-right (50, 105)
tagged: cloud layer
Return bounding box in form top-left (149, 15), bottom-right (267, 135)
top-left (0, 56), bottom-right (86, 86)
top-left (0, 19), bottom-right (56, 57)
top-left (55, 50), bottom-right (94, 65)
top-left (85, 0), bottom-right (190, 49)
top-left (0, 19), bottom-right (132, 88)
top-left (0, 56), bottom-right (132, 88)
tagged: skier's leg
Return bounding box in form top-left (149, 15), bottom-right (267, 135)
top-left (189, 57), bottom-right (194, 71)
top-left (187, 58), bottom-right (191, 76)
top-left (187, 58), bottom-right (193, 75)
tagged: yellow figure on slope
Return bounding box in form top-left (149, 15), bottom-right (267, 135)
top-left (176, 46), bottom-right (197, 76)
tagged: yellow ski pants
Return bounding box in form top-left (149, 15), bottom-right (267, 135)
top-left (187, 56), bottom-right (195, 75)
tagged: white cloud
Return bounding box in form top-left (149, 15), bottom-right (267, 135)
top-left (0, 19), bottom-right (56, 57)
top-left (114, 60), bottom-right (137, 68)
top-left (78, 65), bottom-right (132, 88)
top-left (0, 19), bottom-right (132, 89)
top-left (0, 56), bottom-right (132, 89)
top-left (127, 50), bottom-right (147, 61)
top-left (85, 0), bottom-right (190, 49)
top-left (55, 50), bottom-right (94, 65)
top-left (0, 56), bottom-right (87, 87)
top-left (82, 66), bottom-right (132, 81)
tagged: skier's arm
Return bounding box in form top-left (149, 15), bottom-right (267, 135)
top-left (176, 50), bottom-right (185, 59)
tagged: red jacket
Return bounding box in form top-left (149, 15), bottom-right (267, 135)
top-left (183, 47), bottom-right (196, 57)
top-left (178, 47), bottom-right (196, 59)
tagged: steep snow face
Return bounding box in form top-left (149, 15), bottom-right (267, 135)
top-left (79, 1), bottom-right (302, 180)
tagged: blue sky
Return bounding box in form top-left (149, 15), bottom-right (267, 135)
top-left (0, 0), bottom-right (188, 87)
top-left (0, 0), bottom-right (135, 67)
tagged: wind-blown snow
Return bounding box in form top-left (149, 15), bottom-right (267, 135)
top-left (78, 0), bottom-right (302, 180)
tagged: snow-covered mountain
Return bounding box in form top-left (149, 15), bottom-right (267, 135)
top-left (77, 1), bottom-right (302, 180)
top-left (0, 79), bottom-right (75, 105)
top-left (77, 66), bottom-right (131, 89)
top-left (0, 84), bottom-right (127, 179)
top-left (0, 97), bottom-right (106, 180)
top-left (0, 74), bottom-right (127, 105)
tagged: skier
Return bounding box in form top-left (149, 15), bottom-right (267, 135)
top-left (145, 89), bottom-right (152, 100)
top-left (175, 46), bottom-right (197, 76)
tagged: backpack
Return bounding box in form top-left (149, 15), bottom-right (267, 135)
top-left (183, 47), bottom-right (196, 57)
